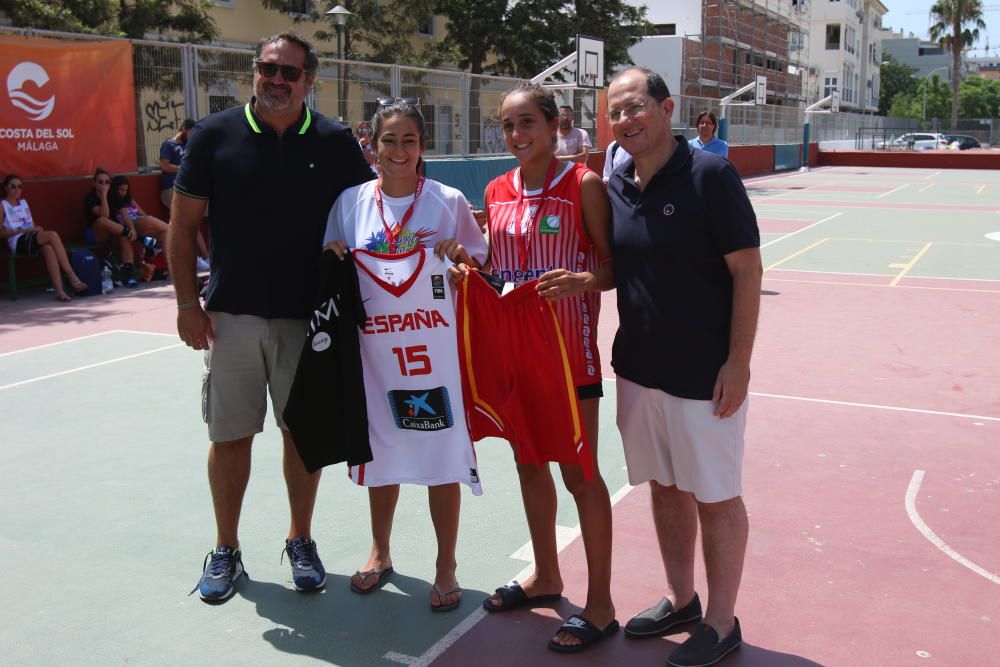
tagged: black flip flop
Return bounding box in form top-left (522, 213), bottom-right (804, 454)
top-left (349, 566), bottom-right (394, 595)
top-left (548, 615), bottom-right (620, 653)
top-left (430, 583), bottom-right (462, 612)
top-left (481, 581), bottom-right (562, 612)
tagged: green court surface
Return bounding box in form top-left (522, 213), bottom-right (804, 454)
top-left (2, 165), bottom-right (998, 666)
top-left (0, 331), bottom-right (629, 666)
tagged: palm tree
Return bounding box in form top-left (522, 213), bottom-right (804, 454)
top-left (929, 0), bottom-right (987, 126)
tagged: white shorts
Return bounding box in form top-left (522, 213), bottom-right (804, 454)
top-left (615, 376), bottom-right (747, 503)
top-left (202, 313), bottom-right (306, 443)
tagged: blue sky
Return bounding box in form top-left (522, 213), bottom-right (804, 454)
top-left (882, 0), bottom-right (1000, 57)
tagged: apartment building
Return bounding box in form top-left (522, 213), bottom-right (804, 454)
top-left (804, 0), bottom-right (887, 111)
top-left (627, 0), bottom-right (809, 106)
top-left (881, 34), bottom-right (955, 79)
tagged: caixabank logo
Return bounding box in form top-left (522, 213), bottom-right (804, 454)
top-left (386, 386), bottom-right (454, 432)
top-left (7, 62), bottom-right (54, 121)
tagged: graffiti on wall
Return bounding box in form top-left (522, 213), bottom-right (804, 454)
top-left (483, 118), bottom-right (505, 153)
top-left (145, 95), bottom-right (185, 132)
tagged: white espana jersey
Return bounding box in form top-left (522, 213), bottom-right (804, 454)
top-left (350, 247), bottom-right (482, 494)
top-left (324, 178), bottom-right (488, 265)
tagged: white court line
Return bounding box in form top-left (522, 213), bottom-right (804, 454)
top-left (924, 171), bottom-right (941, 180)
top-left (749, 391), bottom-right (1000, 422)
top-left (0, 330), bottom-right (116, 358)
top-left (905, 470), bottom-right (1000, 585)
top-left (0, 343), bottom-right (183, 392)
top-left (411, 480), bottom-right (636, 667)
top-left (0, 329), bottom-right (175, 359)
top-left (876, 183), bottom-right (911, 199)
top-left (760, 212), bottom-right (842, 249)
top-left (383, 651), bottom-right (417, 665)
top-left (112, 329), bottom-right (178, 338)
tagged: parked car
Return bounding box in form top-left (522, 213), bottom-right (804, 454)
top-left (943, 135), bottom-right (983, 150)
top-left (890, 133), bottom-right (950, 150)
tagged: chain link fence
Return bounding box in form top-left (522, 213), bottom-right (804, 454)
top-left (6, 26), bottom-right (979, 171)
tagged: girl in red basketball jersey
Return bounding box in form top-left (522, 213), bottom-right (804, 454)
top-left (477, 83), bottom-right (618, 652)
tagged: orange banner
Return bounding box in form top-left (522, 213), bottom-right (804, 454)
top-left (0, 36), bottom-right (137, 178)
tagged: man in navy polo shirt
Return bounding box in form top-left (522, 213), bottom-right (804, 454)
top-left (167, 30), bottom-right (373, 603)
top-left (605, 67), bottom-right (761, 667)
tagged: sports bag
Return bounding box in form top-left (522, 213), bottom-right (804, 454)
top-left (70, 249), bottom-right (102, 296)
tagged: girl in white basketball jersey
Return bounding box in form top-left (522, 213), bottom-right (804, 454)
top-left (324, 103), bottom-right (487, 612)
top-left (473, 84), bottom-right (619, 652)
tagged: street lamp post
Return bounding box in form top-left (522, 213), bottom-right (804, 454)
top-left (913, 65), bottom-right (950, 122)
top-left (326, 4), bottom-right (352, 121)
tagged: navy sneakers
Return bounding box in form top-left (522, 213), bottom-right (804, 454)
top-left (283, 538), bottom-right (327, 592)
top-left (196, 546), bottom-right (246, 603)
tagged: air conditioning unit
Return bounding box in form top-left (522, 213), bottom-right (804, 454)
top-left (808, 66), bottom-right (819, 76)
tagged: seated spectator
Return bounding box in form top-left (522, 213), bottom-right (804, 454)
top-left (83, 168), bottom-right (136, 268)
top-left (109, 174), bottom-right (169, 259)
top-left (160, 118), bottom-right (195, 209)
top-left (690, 110), bottom-right (729, 158)
top-left (1, 174), bottom-right (88, 301)
top-left (160, 120), bottom-right (210, 271)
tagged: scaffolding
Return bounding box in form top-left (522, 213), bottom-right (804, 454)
top-left (683, 0), bottom-right (809, 107)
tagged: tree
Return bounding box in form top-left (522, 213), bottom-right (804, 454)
top-left (929, 0), bottom-right (986, 126)
top-left (0, 0), bottom-right (218, 42)
top-left (958, 75), bottom-right (1000, 117)
top-left (260, 0), bottom-right (438, 64)
top-left (878, 54), bottom-right (918, 115)
top-left (887, 74), bottom-right (952, 123)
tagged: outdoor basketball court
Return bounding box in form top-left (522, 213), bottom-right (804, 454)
top-left (1, 166), bottom-right (997, 666)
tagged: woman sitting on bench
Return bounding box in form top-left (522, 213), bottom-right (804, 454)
top-left (84, 168), bottom-right (136, 268)
top-left (1, 174), bottom-right (88, 301)
top-left (109, 175), bottom-right (169, 259)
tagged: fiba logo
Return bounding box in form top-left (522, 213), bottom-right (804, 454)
top-left (7, 62), bottom-right (55, 121)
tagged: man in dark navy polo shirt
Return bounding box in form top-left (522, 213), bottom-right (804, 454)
top-left (606, 67), bottom-right (761, 667)
top-left (167, 31), bottom-right (373, 604)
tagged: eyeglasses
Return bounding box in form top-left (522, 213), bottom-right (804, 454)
top-left (378, 97), bottom-right (421, 107)
top-left (253, 58), bottom-right (307, 82)
top-left (96, 179), bottom-right (110, 185)
top-left (8, 184), bottom-right (22, 190)
top-left (608, 101), bottom-right (647, 122)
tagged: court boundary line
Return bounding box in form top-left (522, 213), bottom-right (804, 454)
top-left (0, 343), bottom-right (184, 392)
top-left (766, 267), bottom-right (1000, 283)
top-left (750, 391), bottom-right (1000, 422)
top-left (764, 237), bottom-right (829, 271)
top-left (762, 276), bottom-right (1000, 294)
top-left (760, 213), bottom-right (842, 249)
top-left (0, 329), bottom-right (174, 359)
top-left (905, 470), bottom-right (1000, 585)
top-left (876, 183), bottom-right (910, 199)
top-left (411, 480), bottom-right (636, 667)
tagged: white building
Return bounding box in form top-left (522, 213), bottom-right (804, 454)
top-left (804, 0), bottom-right (887, 111)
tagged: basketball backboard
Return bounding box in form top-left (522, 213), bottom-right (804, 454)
top-left (576, 35), bottom-right (604, 89)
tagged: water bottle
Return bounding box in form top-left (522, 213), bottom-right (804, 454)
top-left (101, 265), bottom-right (113, 294)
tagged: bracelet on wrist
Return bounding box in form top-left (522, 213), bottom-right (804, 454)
top-left (177, 301), bottom-right (200, 311)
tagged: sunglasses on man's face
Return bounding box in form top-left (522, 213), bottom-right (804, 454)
top-left (254, 58), bottom-right (306, 82)
top-left (378, 97), bottom-right (420, 107)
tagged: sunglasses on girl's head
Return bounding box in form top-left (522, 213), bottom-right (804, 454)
top-left (378, 97), bottom-right (420, 107)
top-left (254, 58), bottom-right (306, 82)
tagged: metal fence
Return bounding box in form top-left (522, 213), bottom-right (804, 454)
top-left (5, 26), bottom-right (965, 171)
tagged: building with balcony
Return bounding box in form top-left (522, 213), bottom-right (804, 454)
top-left (804, 0), bottom-right (887, 111)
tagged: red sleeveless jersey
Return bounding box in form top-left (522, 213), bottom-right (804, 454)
top-left (485, 162), bottom-right (601, 386)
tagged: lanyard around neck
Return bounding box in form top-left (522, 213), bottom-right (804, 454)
top-left (513, 158), bottom-right (559, 271)
top-left (374, 176), bottom-right (425, 254)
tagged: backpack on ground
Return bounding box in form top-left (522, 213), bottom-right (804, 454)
top-left (70, 249), bottom-right (102, 296)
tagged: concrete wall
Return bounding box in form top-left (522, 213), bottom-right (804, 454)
top-left (819, 149), bottom-right (1000, 169)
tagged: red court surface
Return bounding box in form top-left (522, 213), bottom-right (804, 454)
top-left (432, 280), bottom-right (1000, 666)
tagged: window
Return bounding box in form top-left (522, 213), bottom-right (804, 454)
top-left (287, 0), bottom-right (310, 15)
top-left (845, 27), bottom-right (856, 54)
top-left (417, 15), bottom-right (434, 37)
top-left (789, 30), bottom-right (805, 52)
top-left (654, 24), bottom-right (677, 36)
top-left (825, 24), bottom-right (841, 50)
top-left (824, 75), bottom-right (838, 97)
top-left (214, 0), bottom-right (235, 6)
